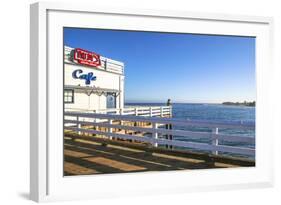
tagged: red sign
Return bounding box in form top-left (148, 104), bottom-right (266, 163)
top-left (73, 48), bottom-right (101, 67)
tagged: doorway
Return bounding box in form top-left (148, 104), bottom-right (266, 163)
top-left (106, 93), bottom-right (116, 109)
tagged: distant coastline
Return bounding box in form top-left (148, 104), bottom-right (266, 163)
top-left (222, 101), bottom-right (255, 107)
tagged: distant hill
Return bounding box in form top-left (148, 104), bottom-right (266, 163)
top-left (222, 101), bottom-right (255, 107)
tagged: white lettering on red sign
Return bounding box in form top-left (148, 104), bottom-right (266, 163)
top-left (73, 48), bottom-right (101, 67)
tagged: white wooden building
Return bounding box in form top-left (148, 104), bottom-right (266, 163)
top-left (64, 46), bottom-right (125, 112)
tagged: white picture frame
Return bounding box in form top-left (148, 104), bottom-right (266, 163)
top-left (30, 2), bottom-right (274, 202)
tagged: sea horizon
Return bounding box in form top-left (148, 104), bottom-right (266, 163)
top-left (125, 102), bottom-right (255, 122)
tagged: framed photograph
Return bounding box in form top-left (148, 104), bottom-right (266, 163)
top-left (30, 2), bottom-right (274, 202)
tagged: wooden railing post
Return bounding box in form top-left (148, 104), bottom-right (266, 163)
top-left (150, 107), bottom-right (153, 117)
top-left (76, 116), bottom-right (81, 135)
top-left (119, 108), bottom-right (123, 132)
top-left (109, 119), bottom-right (113, 140)
top-left (93, 110), bottom-right (97, 123)
top-left (160, 107), bottom-right (163, 117)
top-left (212, 127), bottom-right (219, 155)
top-left (77, 116), bottom-right (81, 135)
top-left (135, 107), bottom-right (138, 116)
top-left (165, 123), bottom-right (173, 149)
top-left (152, 122), bottom-right (158, 147)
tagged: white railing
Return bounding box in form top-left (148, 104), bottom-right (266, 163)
top-left (64, 112), bottom-right (255, 157)
top-left (65, 106), bottom-right (172, 117)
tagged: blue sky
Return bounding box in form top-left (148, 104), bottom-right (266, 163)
top-left (64, 28), bottom-right (256, 103)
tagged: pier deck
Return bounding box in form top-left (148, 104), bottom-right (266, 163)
top-left (64, 134), bottom-right (254, 176)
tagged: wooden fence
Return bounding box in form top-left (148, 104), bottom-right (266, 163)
top-left (64, 112), bottom-right (255, 157)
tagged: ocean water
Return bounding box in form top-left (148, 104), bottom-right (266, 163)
top-left (125, 103), bottom-right (255, 158)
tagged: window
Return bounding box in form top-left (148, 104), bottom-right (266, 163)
top-left (64, 89), bottom-right (74, 103)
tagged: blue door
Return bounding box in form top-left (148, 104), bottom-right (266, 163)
top-left (106, 93), bottom-right (116, 109)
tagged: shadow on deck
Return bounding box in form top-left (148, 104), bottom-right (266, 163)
top-left (64, 134), bottom-right (255, 176)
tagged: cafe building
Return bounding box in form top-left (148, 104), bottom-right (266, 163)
top-left (64, 46), bottom-right (125, 113)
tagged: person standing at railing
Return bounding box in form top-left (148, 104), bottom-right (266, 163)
top-left (167, 99), bottom-right (171, 106)
top-left (167, 98), bottom-right (172, 118)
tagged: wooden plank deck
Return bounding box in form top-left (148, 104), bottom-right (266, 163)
top-left (64, 134), bottom-right (254, 176)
